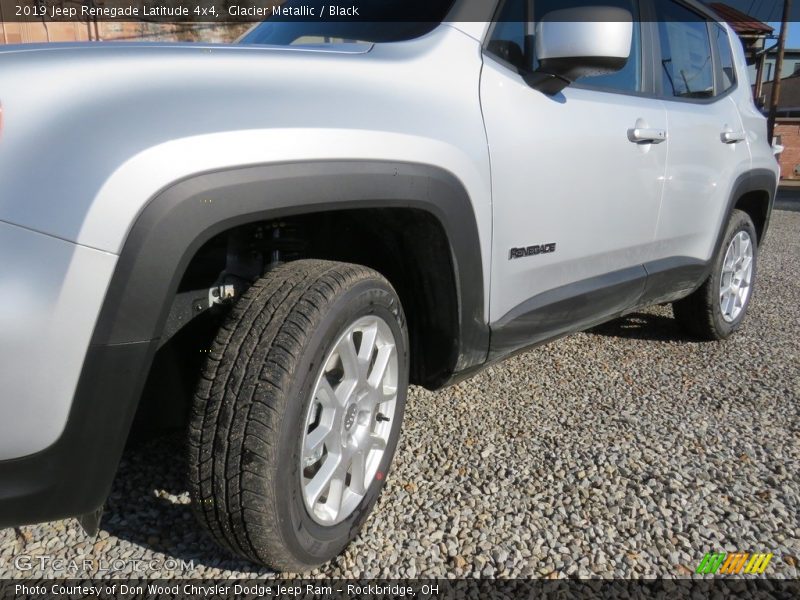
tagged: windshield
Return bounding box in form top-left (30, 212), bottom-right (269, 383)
top-left (237, 0), bottom-right (455, 45)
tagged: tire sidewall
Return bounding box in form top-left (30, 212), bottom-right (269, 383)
top-left (274, 277), bottom-right (409, 567)
top-left (709, 211), bottom-right (758, 336)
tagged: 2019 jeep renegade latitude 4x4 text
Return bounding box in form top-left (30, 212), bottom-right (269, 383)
top-left (0, 0), bottom-right (778, 570)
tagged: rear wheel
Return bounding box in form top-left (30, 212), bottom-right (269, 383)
top-left (673, 209), bottom-right (758, 340)
top-left (187, 259), bottom-right (409, 571)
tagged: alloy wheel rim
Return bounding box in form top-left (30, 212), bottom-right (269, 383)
top-left (300, 315), bottom-right (398, 525)
top-left (719, 231), bottom-right (754, 323)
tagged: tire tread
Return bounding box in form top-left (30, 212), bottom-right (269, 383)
top-left (673, 209), bottom-right (758, 341)
top-left (187, 259), bottom-right (388, 570)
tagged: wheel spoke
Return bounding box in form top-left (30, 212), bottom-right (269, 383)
top-left (305, 423), bottom-right (332, 457)
top-left (357, 322), bottom-right (379, 366)
top-left (315, 378), bottom-right (338, 409)
top-left (739, 234), bottom-right (750, 258)
top-left (305, 453), bottom-right (342, 507)
top-left (724, 291), bottom-right (736, 318)
top-left (737, 283), bottom-right (750, 303)
top-left (362, 386), bottom-right (396, 411)
top-left (324, 463), bottom-right (348, 520)
top-left (335, 378), bottom-right (358, 408)
top-left (720, 271), bottom-right (732, 289)
top-left (740, 256), bottom-right (753, 276)
top-left (322, 375), bottom-right (354, 409)
top-left (337, 333), bottom-right (361, 380)
top-left (724, 249), bottom-right (736, 271)
top-left (380, 385), bottom-right (398, 404)
top-left (368, 433), bottom-right (387, 452)
top-left (368, 345), bottom-right (395, 389)
top-left (349, 451), bottom-right (368, 495)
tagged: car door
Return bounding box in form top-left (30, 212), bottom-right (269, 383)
top-left (649, 2), bottom-right (752, 279)
top-left (481, 0), bottom-right (668, 356)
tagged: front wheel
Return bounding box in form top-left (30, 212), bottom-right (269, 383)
top-left (187, 260), bottom-right (409, 571)
top-left (673, 209), bottom-right (758, 340)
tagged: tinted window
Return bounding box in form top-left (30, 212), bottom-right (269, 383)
top-left (713, 25), bottom-right (736, 91)
top-left (238, 0), bottom-right (454, 45)
top-left (485, 0), bottom-right (527, 71)
top-left (240, 22), bottom-right (437, 45)
top-left (655, 1), bottom-right (714, 99)
top-left (485, 0), bottom-right (641, 93)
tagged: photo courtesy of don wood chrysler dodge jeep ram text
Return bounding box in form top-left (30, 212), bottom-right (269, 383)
top-left (0, 0), bottom-right (778, 571)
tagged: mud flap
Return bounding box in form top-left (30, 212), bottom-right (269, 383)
top-left (77, 505), bottom-right (104, 537)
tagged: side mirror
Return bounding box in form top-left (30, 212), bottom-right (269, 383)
top-left (525, 7), bottom-right (633, 95)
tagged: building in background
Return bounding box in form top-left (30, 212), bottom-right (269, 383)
top-left (759, 75), bottom-right (800, 179)
top-left (0, 19), bottom-right (251, 44)
top-left (753, 47), bottom-right (800, 82)
top-left (0, 0), bottom-right (252, 44)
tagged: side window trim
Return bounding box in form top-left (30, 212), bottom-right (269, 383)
top-left (711, 23), bottom-right (738, 94)
top-left (639, 2), bottom-right (661, 97)
top-left (707, 21), bottom-right (722, 97)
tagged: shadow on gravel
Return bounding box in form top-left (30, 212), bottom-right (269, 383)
top-left (589, 312), bottom-right (689, 342)
top-left (100, 434), bottom-right (274, 577)
top-left (775, 187), bottom-right (800, 212)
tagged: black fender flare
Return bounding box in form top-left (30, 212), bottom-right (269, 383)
top-left (94, 161), bottom-right (488, 354)
top-left (714, 168), bottom-right (778, 257)
top-left (0, 160), bottom-right (488, 527)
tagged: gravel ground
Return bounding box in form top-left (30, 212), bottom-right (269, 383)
top-left (1, 210), bottom-right (798, 580)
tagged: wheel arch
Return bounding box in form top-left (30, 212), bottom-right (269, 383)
top-left (0, 161), bottom-right (489, 528)
top-left (684, 168), bottom-right (778, 317)
top-left (717, 168), bottom-right (778, 255)
top-left (734, 189), bottom-right (771, 245)
top-left (93, 161), bottom-right (488, 370)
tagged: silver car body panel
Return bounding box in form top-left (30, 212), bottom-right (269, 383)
top-left (0, 221), bottom-right (116, 458)
top-left (0, 3), bottom-right (778, 461)
top-left (0, 25), bottom-right (492, 459)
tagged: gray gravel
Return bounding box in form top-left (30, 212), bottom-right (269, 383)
top-left (1, 210), bottom-right (798, 580)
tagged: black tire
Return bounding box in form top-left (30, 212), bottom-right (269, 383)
top-left (673, 209), bottom-right (758, 340)
top-left (187, 259), bottom-right (409, 571)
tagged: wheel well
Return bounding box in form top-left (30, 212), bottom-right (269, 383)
top-left (138, 208), bottom-right (460, 433)
top-left (735, 190), bottom-right (770, 243)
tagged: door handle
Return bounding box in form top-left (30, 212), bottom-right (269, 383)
top-left (628, 127), bottom-right (667, 144)
top-left (721, 130), bottom-right (746, 144)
